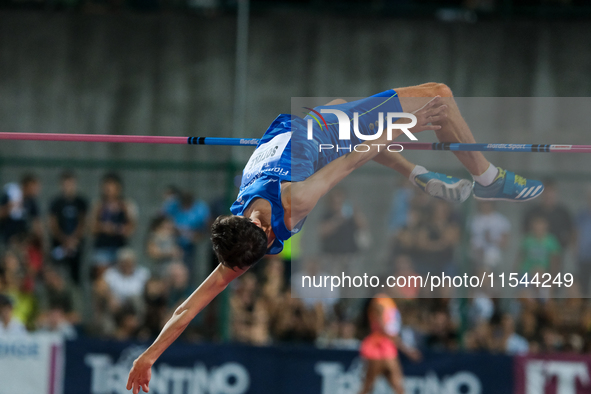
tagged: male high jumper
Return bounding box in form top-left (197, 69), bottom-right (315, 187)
top-left (127, 83), bottom-right (542, 393)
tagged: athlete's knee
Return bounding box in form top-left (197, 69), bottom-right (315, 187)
top-left (324, 98), bottom-right (347, 106)
top-left (432, 83), bottom-right (453, 98)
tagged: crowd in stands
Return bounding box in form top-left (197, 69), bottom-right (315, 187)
top-left (2, 170), bottom-right (591, 359)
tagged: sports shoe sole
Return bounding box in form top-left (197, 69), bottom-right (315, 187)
top-left (425, 178), bottom-right (473, 203)
top-left (473, 188), bottom-right (545, 202)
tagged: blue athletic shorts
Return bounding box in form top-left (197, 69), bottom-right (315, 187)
top-left (291, 89), bottom-right (403, 181)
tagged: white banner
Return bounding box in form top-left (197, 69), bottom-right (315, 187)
top-left (0, 334), bottom-right (64, 394)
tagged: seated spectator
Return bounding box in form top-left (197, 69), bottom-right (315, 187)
top-left (0, 174), bottom-right (42, 247)
top-left (0, 293), bottom-right (27, 336)
top-left (319, 188), bottom-right (364, 255)
top-left (89, 276), bottom-right (116, 337)
top-left (523, 181), bottom-right (574, 252)
top-left (259, 257), bottom-right (286, 310)
top-left (387, 179), bottom-right (414, 238)
top-left (575, 188), bottom-right (591, 295)
top-left (113, 304), bottom-right (141, 341)
top-left (329, 321), bottom-right (360, 350)
top-left (498, 314), bottom-right (529, 355)
top-left (416, 200), bottom-right (461, 276)
top-left (388, 255), bottom-right (421, 299)
top-left (90, 173), bottom-right (136, 277)
top-left (230, 273), bottom-right (270, 345)
top-left (469, 201), bottom-right (510, 271)
top-left (48, 171), bottom-right (88, 285)
top-left (291, 258), bottom-right (340, 309)
top-left (165, 262), bottom-right (192, 313)
top-left (103, 248), bottom-right (150, 312)
top-left (140, 278), bottom-right (168, 340)
top-left (274, 289), bottom-right (323, 344)
top-left (1, 250), bottom-right (37, 328)
top-left (36, 265), bottom-right (80, 325)
top-left (390, 208), bottom-right (423, 261)
top-left (518, 216), bottom-right (561, 275)
top-left (162, 191), bottom-right (209, 273)
top-left (464, 321), bottom-right (494, 352)
top-left (37, 306), bottom-right (77, 340)
top-left (424, 308), bottom-right (458, 351)
top-left (146, 215), bottom-right (182, 276)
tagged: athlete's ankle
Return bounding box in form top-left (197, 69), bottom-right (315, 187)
top-left (409, 165), bottom-right (428, 186)
top-left (472, 163), bottom-right (498, 186)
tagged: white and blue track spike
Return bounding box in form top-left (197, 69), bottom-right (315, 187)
top-left (473, 167), bottom-right (544, 202)
top-left (414, 172), bottom-right (472, 203)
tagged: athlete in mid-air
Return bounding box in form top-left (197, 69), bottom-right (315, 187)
top-left (127, 83), bottom-right (543, 394)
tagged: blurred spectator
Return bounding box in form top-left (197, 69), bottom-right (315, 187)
top-left (388, 254), bottom-right (421, 299)
top-left (230, 273), bottom-right (270, 345)
top-left (390, 208), bottom-right (422, 261)
top-left (387, 179), bottom-right (414, 236)
top-left (319, 188), bottom-right (368, 256)
top-left (113, 304), bottom-right (141, 341)
top-left (469, 201), bottom-right (510, 271)
top-left (329, 321), bottom-right (360, 350)
top-left (146, 215), bottom-right (182, 276)
top-left (518, 216), bottom-right (561, 275)
top-left (165, 262), bottom-right (192, 312)
top-left (49, 171), bottom-right (88, 284)
top-left (291, 258), bottom-right (340, 308)
top-left (90, 173), bottom-right (137, 276)
top-left (0, 174), bottom-right (42, 246)
top-left (274, 289), bottom-right (323, 344)
top-left (416, 200), bottom-right (461, 275)
top-left (523, 181), bottom-right (574, 250)
top-left (498, 314), bottom-right (529, 354)
top-left (140, 278), bottom-right (168, 339)
top-left (37, 306), bottom-right (77, 340)
top-left (89, 276), bottom-right (116, 337)
top-left (36, 265), bottom-right (79, 325)
top-left (162, 191), bottom-right (210, 276)
top-left (0, 293), bottom-right (27, 336)
top-left (103, 248), bottom-right (150, 311)
top-left (464, 322), bottom-right (494, 352)
top-left (469, 294), bottom-right (495, 326)
top-left (1, 250), bottom-right (37, 328)
top-left (425, 308), bottom-right (458, 351)
top-left (575, 188), bottom-right (591, 295)
top-left (259, 257), bottom-right (286, 310)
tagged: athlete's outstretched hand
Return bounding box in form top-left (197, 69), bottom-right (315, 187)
top-left (410, 95), bottom-right (448, 133)
top-left (127, 356), bottom-right (152, 394)
top-left (406, 347), bottom-right (423, 363)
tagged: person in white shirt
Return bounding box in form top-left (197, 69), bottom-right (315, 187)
top-left (104, 248), bottom-right (150, 305)
top-left (0, 294), bottom-right (27, 336)
top-left (470, 201), bottom-right (511, 269)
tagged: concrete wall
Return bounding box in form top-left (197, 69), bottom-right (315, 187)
top-left (1, 11), bottom-right (590, 280)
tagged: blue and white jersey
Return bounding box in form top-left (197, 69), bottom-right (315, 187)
top-left (230, 89), bottom-right (403, 254)
top-left (230, 114), bottom-right (310, 254)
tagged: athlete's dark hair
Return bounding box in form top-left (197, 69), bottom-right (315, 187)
top-left (211, 215), bottom-right (268, 270)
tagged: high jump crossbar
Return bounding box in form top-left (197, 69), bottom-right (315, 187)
top-left (0, 132), bottom-right (590, 153)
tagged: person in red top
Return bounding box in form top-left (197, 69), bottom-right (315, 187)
top-left (359, 295), bottom-right (421, 394)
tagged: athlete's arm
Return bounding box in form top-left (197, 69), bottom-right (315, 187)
top-left (392, 335), bottom-right (422, 362)
top-left (126, 263), bottom-right (247, 394)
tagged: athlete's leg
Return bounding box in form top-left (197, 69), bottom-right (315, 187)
top-left (359, 359), bottom-right (383, 394)
top-left (395, 83), bottom-right (489, 176)
top-left (384, 357), bottom-right (406, 394)
top-left (394, 83), bottom-right (544, 202)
